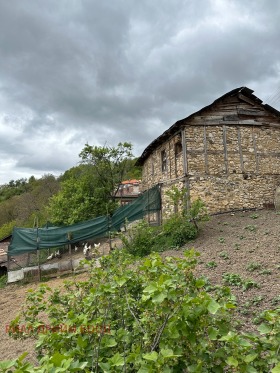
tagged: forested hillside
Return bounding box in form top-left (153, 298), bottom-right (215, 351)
top-left (0, 143), bottom-right (141, 238)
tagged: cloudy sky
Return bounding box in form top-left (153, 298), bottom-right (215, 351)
top-left (1, 0), bottom-right (280, 184)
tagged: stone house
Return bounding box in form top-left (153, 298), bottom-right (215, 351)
top-left (136, 87), bottom-right (280, 217)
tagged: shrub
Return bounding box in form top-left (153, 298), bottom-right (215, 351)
top-left (161, 214), bottom-right (198, 246)
top-left (4, 249), bottom-right (280, 372)
top-left (121, 215), bottom-right (198, 257)
top-left (120, 220), bottom-right (160, 257)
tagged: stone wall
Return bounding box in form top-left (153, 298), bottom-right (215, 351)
top-left (141, 95), bottom-right (280, 217)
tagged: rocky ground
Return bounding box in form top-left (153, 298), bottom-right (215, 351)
top-left (0, 208), bottom-right (279, 363)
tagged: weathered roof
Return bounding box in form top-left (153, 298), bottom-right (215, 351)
top-left (136, 86), bottom-right (280, 166)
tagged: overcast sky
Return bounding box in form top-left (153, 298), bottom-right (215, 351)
top-left (1, 0), bottom-right (280, 184)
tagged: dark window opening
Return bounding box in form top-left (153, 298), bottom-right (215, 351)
top-left (161, 150), bottom-right (167, 172)
top-left (175, 141), bottom-right (182, 158)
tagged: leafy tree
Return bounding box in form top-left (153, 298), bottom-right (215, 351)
top-left (47, 165), bottom-right (111, 225)
top-left (79, 142), bottom-right (134, 198)
top-left (48, 143), bottom-right (138, 225)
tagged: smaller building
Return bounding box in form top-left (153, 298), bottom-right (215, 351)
top-left (115, 179), bottom-right (141, 205)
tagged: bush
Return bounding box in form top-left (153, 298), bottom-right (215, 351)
top-left (120, 220), bottom-right (160, 256)
top-left (162, 214), bottom-right (198, 246)
top-left (4, 249), bottom-right (280, 372)
top-left (120, 215), bottom-right (198, 257)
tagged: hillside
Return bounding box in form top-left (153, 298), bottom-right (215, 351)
top-left (0, 208), bottom-right (279, 363)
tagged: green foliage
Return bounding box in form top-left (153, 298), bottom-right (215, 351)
top-left (219, 251), bottom-right (229, 260)
top-left (48, 143), bottom-right (138, 225)
top-left (165, 187), bottom-right (209, 230)
top-left (222, 273), bottom-right (243, 287)
top-left (244, 225), bottom-right (257, 232)
top-left (120, 189), bottom-right (208, 257)
top-left (79, 142), bottom-right (134, 197)
top-left (120, 215), bottom-right (198, 257)
top-left (48, 164), bottom-right (117, 225)
top-left (260, 269), bottom-right (272, 275)
top-left (161, 214), bottom-right (198, 246)
top-left (0, 174), bottom-right (60, 229)
top-left (165, 186), bottom-right (188, 213)
top-left (120, 220), bottom-right (160, 257)
top-left (206, 261), bottom-right (217, 269)
top-left (223, 273), bottom-right (260, 291)
top-left (250, 213), bottom-right (259, 219)
top-left (0, 178), bottom-right (29, 202)
top-left (0, 220), bottom-right (16, 239)
top-left (246, 262), bottom-right (262, 272)
top-left (0, 274), bottom-right (7, 289)
top-left (6, 250), bottom-right (280, 372)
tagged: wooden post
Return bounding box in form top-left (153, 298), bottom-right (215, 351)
top-left (7, 254), bottom-right (10, 272)
top-left (203, 125), bottom-right (209, 174)
top-left (252, 127), bottom-right (259, 173)
top-left (181, 127), bottom-right (190, 211)
top-left (223, 125), bottom-right (228, 174)
top-left (181, 127), bottom-right (188, 176)
top-left (37, 248), bottom-right (41, 282)
top-left (238, 127), bottom-right (244, 173)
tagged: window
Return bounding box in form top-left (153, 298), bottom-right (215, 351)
top-left (175, 141), bottom-right (182, 158)
top-left (161, 150), bottom-right (167, 172)
top-left (151, 161), bottom-right (154, 176)
top-left (175, 141), bottom-right (182, 177)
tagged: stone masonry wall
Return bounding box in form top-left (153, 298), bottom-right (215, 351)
top-left (141, 95), bottom-right (280, 217)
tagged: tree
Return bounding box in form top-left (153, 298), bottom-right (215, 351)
top-left (48, 142), bottom-right (137, 225)
top-left (79, 142), bottom-right (134, 198)
top-left (47, 164), bottom-right (107, 225)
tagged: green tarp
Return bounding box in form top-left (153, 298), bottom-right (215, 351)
top-left (8, 185), bottom-right (161, 256)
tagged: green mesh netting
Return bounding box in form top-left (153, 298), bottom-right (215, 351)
top-left (8, 185), bottom-right (161, 256)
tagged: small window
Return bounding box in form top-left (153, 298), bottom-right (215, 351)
top-left (161, 150), bottom-right (167, 172)
top-left (175, 141), bottom-right (182, 158)
top-left (151, 161), bottom-right (154, 176)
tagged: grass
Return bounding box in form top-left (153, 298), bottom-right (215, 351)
top-left (244, 225), bottom-right (257, 232)
top-left (219, 251), bottom-right (229, 260)
top-left (0, 274), bottom-right (7, 288)
top-left (206, 261), bottom-right (217, 269)
top-left (246, 262), bottom-right (262, 272)
top-left (222, 273), bottom-right (260, 291)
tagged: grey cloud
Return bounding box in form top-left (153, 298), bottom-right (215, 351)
top-left (0, 0), bottom-right (280, 183)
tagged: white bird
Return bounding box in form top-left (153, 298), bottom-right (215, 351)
top-left (47, 253), bottom-right (54, 260)
top-left (74, 246), bottom-right (78, 252)
top-left (54, 250), bottom-right (61, 258)
top-left (83, 243), bottom-right (89, 256)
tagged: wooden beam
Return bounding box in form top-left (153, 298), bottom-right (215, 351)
top-left (203, 126), bottom-right (209, 174)
top-left (238, 108), bottom-right (264, 116)
top-left (223, 115), bottom-right (239, 121)
top-left (181, 128), bottom-right (188, 176)
top-left (252, 128), bottom-right (259, 173)
top-left (223, 125), bottom-right (228, 174)
top-left (238, 93), bottom-right (256, 106)
top-left (191, 120), bottom-right (263, 126)
top-left (237, 127), bottom-right (244, 173)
